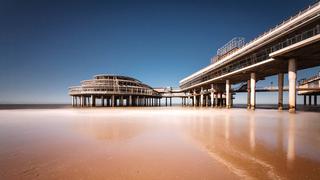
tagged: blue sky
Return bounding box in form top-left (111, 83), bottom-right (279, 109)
top-left (0, 0), bottom-right (319, 104)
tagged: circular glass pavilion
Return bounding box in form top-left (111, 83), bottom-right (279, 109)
top-left (69, 74), bottom-right (161, 107)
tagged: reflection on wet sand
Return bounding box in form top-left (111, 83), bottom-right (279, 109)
top-left (182, 109), bottom-right (320, 180)
top-left (249, 114), bottom-right (255, 151)
top-left (287, 114), bottom-right (295, 167)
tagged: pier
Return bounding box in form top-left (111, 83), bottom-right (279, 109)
top-left (179, 2), bottom-right (320, 112)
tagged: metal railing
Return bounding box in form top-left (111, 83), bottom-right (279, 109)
top-left (298, 72), bottom-right (320, 85)
top-left (69, 86), bottom-right (160, 96)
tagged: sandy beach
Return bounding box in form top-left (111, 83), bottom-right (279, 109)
top-left (0, 107), bottom-right (320, 179)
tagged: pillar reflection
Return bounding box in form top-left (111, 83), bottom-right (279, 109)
top-left (287, 114), bottom-right (296, 166)
top-left (249, 114), bottom-right (255, 151)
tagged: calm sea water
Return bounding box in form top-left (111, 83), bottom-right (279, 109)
top-left (0, 107), bottom-right (319, 179)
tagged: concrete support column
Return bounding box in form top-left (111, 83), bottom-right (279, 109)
top-left (90, 95), bottom-right (94, 107)
top-left (84, 96), bottom-right (87, 107)
top-left (210, 84), bottom-right (214, 108)
top-left (304, 95), bottom-right (306, 105)
top-left (71, 96), bottom-right (74, 107)
top-left (215, 93), bottom-right (218, 107)
top-left (188, 94), bottom-right (191, 106)
top-left (101, 96), bottom-right (104, 107)
top-left (111, 95), bottom-right (115, 107)
top-left (309, 95), bottom-right (312, 106)
top-left (129, 95), bottom-right (132, 106)
top-left (278, 73), bottom-right (284, 110)
top-left (247, 80), bottom-right (251, 109)
top-left (250, 73), bottom-right (256, 110)
top-left (226, 80), bottom-right (231, 108)
top-left (200, 87), bottom-right (204, 107)
top-left (205, 95), bottom-right (208, 107)
top-left (170, 97), bottom-right (172, 106)
top-left (193, 90), bottom-right (197, 107)
top-left (210, 92), bottom-right (214, 108)
top-left (141, 97), bottom-right (143, 106)
top-left (120, 96), bottom-right (123, 106)
top-left (288, 58), bottom-right (297, 113)
top-left (106, 97), bottom-right (109, 107)
top-left (315, 95), bottom-right (318, 106)
top-left (74, 97), bottom-right (77, 107)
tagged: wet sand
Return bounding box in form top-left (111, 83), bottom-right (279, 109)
top-left (0, 107), bottom-right (319, 180)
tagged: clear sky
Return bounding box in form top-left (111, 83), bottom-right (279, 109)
top-left (0, 0), bottom-right (319, 104)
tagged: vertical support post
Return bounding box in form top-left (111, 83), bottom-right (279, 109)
top-left (215, 93), bottom-right (220, 107)
top-left (129, 95), bottom-right (132, 106)
top-left (200, 87), bottom-right (204, 107)
top-left (188, 92), bottom-right (191, 106)
top-left (71, 96), bottom-right (74, 107)
top-left (84, 96), bottom-right (87, 107)
top-left (250, 72), bottom-right (256, 110)
top-left (205, 95), bottom-right (208, 107)
top-left (170, 97), bottom-right (172, 106)
top-left (90, 95), bottom-right (94, 107)
top-left (211, 84), bottom-right (214, 108)
top-left (278, 73), bottom-right (284, 110)
top-left (304, 95), bottom-right (306, 105)
top-left (226, 80), bottom-right (231, 108)
top-left (247, 79), bottom-right (251, 109)
top-left (111, 95), bottom-right (115, 107)
top-left (74, 96), bottom-right (77, 107)
top-left (309, 95), bottom-right (312, 106)
top-left (288, 58), bottom-right (297, 113)
top-left (101, 96), bottom-right (104, 107)
top-left (193, 90), bottom-right (197, 107)
top-left (315, 95), bottom-right (317, 106)
top-left (165, 98), bottom-right (167, 106)
top-left (106, 97), bottom-right (109, 107)
top-left (120, 96), bottom-right (123, 106)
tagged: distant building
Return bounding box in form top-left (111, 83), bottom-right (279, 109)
top-left (69, 74), bottom-right (161, 107)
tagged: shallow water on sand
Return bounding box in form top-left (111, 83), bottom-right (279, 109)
top-left (0, 107), bottom-right (319, 180)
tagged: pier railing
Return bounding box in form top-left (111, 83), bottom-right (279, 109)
top-left (298, 72), bottom-right (320, 85)
top-left (69, 86), bottom-right (160, 96)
